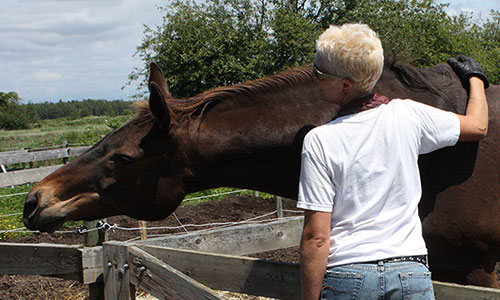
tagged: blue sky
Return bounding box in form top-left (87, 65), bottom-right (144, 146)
top-left (0, 0), bottom-right (498, 103)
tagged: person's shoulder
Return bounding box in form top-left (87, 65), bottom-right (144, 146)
top-left (388, 98), bottom-right (430, 112)
top-left (303, 122), bottom-right (339, 147)
top-left (388, 98), bottom-right (417, 106)
top-left (304, 124), bottom-right (327, 143)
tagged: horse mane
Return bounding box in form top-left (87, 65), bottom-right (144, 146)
top-left (386, 58), bottom-right (456, 109)
top-left (133, 66), bottom-right (315, 123)
top-left (134, 58), bottom-right (457, 122)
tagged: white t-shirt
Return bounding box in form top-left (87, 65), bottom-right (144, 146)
top-left (297, 99), bottom-right (460, 267)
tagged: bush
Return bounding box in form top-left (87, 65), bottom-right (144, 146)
top-left (0, 104), bottom-right (38, 130)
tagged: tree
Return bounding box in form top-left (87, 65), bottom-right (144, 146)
top-left (477, 10), bottom-right (500, 84)
top-left (0, 91), bottom-right (20, 106)
top-left (127, 0), bottom-right (499, 99)
top-left (0, 91), bottom-right (37, 130)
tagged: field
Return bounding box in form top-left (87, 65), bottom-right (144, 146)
top-left (0, 114), bottom-right (133, 152)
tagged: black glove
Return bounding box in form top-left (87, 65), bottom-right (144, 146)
top-left (447, 55), bottom-right (489, 89)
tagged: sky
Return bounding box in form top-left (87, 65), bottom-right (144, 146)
top-left (0, 0), bottom-right (498, 104)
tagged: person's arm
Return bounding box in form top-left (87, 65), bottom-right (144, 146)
top-left (300, 210), bottom-right (331, 300)
top-left (447, 55), bottom-right (489, 141)
top-left (455, 77), bottom-right (488, 141)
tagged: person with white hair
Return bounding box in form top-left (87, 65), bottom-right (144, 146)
top-left (298, 23), bottom-right (489, 300)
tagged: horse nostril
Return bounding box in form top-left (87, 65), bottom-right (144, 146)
top-left (23, 192), bottom-right (39, 224)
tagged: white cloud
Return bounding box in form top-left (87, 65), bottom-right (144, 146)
top-left (437, 0), bottom-right (497, 22)
top-left (32, 70), bottom-right (63, 82)
top-left (0, 0), bottom-right (163, 103)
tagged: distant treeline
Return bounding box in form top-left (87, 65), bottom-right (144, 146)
top-left (0, 93), bottom-right (135, 130)
top-left (26, 99), bottom-right (134, 120)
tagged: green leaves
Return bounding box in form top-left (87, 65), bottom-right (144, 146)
top-left (0, 91), bottom-right (20, 106)
top-left (127, 0), bottom-right (499, 99)
top-left (0, 91), bottom-right (37, 130)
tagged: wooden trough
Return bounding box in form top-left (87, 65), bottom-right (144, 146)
top-left (1, 148), bottom-right (500, 299)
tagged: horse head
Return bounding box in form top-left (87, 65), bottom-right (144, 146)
top-left (23, 63), bottom-right (191, 232)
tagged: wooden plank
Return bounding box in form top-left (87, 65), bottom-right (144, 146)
top-left (84, 220), bottom-right (108, 300)
top-left (0, 147), bottom-right (89, 165)
top-left (0, 243), bottom-right (81, 280)
top-left (134, 216), bottom-right (303, 256)
top-left (138, 245), bottom-right (301, 299)
top-left (80, 246), bottom-right (104, 285)
top-left (69, 146), bottom-right (90, 157)
top-left (128, 245), bottom-right (225, 300)
top-left (103, 241), bottom-right (135, 300)
top-left (0, 164), bottom-right (62, 187)
top-left (433, 281), bottom-right (500, 300)
top-left (0, 148), bottom-right (69, 165)
top-left (275, 195), bottom-right (283, 218)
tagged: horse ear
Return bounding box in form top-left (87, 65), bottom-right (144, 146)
top-left (148, 63), bottom-right (174, 129)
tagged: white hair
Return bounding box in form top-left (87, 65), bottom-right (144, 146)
top-left (315, 23), bottom-right (384, 93)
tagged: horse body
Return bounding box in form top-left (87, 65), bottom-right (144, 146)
top-left (23, 62), bottom-right (500, 287)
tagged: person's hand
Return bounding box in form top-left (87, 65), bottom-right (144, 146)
top-left (447, 55), bottom-right (489, 89)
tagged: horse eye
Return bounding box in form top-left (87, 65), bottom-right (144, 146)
top-left (112, 153), bottom-right (136, 165)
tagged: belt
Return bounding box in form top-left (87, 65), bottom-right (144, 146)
top-left (367, 255), bottom-right (428, 266)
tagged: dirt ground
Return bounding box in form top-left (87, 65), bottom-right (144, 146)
top-left (0, 195), bottom-right (300, 300)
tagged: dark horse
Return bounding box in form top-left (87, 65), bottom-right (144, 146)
top-left (23, 61), bottom-right (499, 287)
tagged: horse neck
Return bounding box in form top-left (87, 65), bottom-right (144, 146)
top-left (184, 75), bottom-right (338, 198)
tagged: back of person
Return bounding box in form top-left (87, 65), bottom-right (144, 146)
top-left (301, 99), bottom-right (459, 268)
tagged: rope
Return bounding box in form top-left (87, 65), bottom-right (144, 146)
top-left (172, 212), bottom-right (189, 233)
top-left (0, 192), bottom-right (29, 198)
top-left (0, 227), bottom-right (28, 234)
top-left (113, 210), bottom-right (279, 233)
top-left (182, 189), bottom-right (246, 202)
top-left (0, 212), bottom-right (23, 218)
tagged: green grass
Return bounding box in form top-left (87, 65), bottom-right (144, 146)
top-left (0, 115), bottom-right (133, 151)
top-left (0, 184), bottom-right (33, 239)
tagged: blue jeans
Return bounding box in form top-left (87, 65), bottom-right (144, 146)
top-left (320, 261), bottom-right (434, 300)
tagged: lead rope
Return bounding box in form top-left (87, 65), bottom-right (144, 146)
top-left (172, 212), bottom-right (189, 233)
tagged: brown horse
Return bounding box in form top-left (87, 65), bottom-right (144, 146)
top-left (23, 61), bottom-right (499, 287)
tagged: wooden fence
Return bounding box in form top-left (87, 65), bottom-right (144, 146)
top-left (1, 148), bottom-right (500, 299)
top-left (0, 145), bottom-right (90, 187)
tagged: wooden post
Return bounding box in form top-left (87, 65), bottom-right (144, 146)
top-left (103, 242), bottom-right (136, 300)
top-left (139, 221), bottom-right (147, 240)
top-left (84, 220), bottom-right (108, 247)
top-left (274, 196), bottom-right (283, 218)
top-left (62, 140), bottom-right (69, 164)
top-left (84, 220), bottom-right (109, 300)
